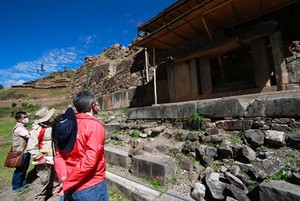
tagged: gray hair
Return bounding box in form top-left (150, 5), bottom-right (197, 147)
top-left (73, 90), bottom-right (95, 113)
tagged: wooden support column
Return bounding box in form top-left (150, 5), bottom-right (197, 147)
top-left (199, 56), bottom-right (212, 98)
top-left (270, 32), bottom-right (289, 90)
top-left (189, 59), bottom-right (199, 98)
top-left (251, 38), bottom-right (271, 88)
top-left (166, 61), bottom-right (176, 101)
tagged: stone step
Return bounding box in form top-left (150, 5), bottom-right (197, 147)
top-left (105, 145), bottom-right (176, 184)
top-left (105, 145), bottom-right (194, 200)
top-left (106, 170), bottom-right (193, 201)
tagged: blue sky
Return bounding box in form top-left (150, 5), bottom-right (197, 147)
top-left (0, 0), bottom-right (175, 88)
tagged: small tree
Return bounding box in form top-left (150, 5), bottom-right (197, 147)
top-left (0, 84), bottom-right (3, 89)
top-left (11, 102), bottom-right (17, 107)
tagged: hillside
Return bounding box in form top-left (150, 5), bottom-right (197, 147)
top-left (0, 70), bottom-right (75, 108)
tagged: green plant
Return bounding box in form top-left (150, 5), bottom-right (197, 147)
top-left (188, 101), bottom-right (203, 130)
top-left (248, 179), bottom-right (257, 186)
top-left (151, 179), bottom-right (163, 189)
top-left (21, 103), bottom-right (28, 107)
top-left (228, 135), bottom-right (241, 145)
top-left (11, 102), bottom-right (17, 107)
top-left (108, 140), bottom-right (123, 146)
top-left (195, 141), bottom-right (201, 148)
top-left (131, 130), bottom-right (141, 138)
top-left (211, 163), bottom-right (221, 172)
top-left (109, 190), bottom-right (130, 201)
top-left (120, 108), bottom-right (128, 115)
top-left (207, 141), bottom-right (221, 147)
top-left (113, 130), bottom-right (121, 135)
top-left (224, 159), bottom-right (235, 166)
top-left (174, 117), bottom-right (183, 122)
top-left (266, 168), bottom-right (292, 181)
top-left (171, 176), bottom-right (179, 185)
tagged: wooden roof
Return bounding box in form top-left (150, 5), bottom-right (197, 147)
top-left (135, 0), bottom-right (298, 51)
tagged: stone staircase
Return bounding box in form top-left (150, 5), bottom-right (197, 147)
top-left (105, 145), bottom-right (194, 201)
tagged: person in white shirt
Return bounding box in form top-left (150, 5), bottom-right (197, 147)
top-left (11, 111), bottom-right (31, 193)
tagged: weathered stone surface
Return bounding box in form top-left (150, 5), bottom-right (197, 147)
top-left (183, 141), bottom-right (196, 153)
top-left (216, 120), bottom-right (253, 130)
top-left (180, 158), bottom-right (194, 172)
top-left (199, 98), bottom-right (251, 118)
top-left (186, 132), bottom-right (200, 141)
top-left (225, 184), bottom-right (249, 201)
top-left (272, 118), bottom-right (295, 124)
top-left (225, 172), bottom-right (248, 193)
top-left (202, 156), bottom-right (214, 166)
top-left (250, 157), bottom-right (284, 180)
top-left (174, 129), bottom-right (189, 141)
top-left (190, 182), bottom-right (206, 201)
top-left (263, 93), bottom-right (300, 118)
top-left (169, 141), bottom-right (185, 154)
top-left (200, 134), bottom-right (228, 143)
top-left (229, 165), bottom-right (240, 176)
top-left (205, 172), bottom-right (226, 200)
top-left (251, 180), bottom-right (300, 201)
top-left (195, 145), bottom-right (207, 160)
top-left (286, 134), bottom-right (300, 149)
top-left (205, 127), bottom-right (225, 135)
top-left (244, 129), bottom-right (264, 148)
top-left (271, 123), bottom-right (291, 132)
top-left (206, 147), bottom-right (218, 158)
top-left (264, 130), bottom-right (285, 147)
top-left (130, 155), bottom-right (176, 184)
top-left (242, 145), bottom-right (256, 162)
top-left (292, 172), bottom-right (300, 185)
top-left (218, 139), bottom-right (233, 158)
top-left (105, 146), bottom-right (131, 169)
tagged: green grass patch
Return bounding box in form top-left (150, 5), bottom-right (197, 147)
top-left (109, 190), bottom-right (130, 201)
top-left (112, 130), bottom-right (121, 135)
top-left (266, 168), bottom-right (292, 181)
top-left (131, 130), bottom-right (141, 138)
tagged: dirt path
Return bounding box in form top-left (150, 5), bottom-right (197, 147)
top-left (0, 181), bottom-right (59, 201)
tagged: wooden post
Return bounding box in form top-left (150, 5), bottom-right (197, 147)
top-left (153, 47), bottom-right (158, 105)
top-left (145, 48), bottom-right (149, 82)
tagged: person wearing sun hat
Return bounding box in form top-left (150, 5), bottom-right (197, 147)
top-left (27, 107), bottom-right (56, 201)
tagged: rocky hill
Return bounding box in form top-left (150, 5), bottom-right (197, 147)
top-left (71, 44), bottom-right (145, 98)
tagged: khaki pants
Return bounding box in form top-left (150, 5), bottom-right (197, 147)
top-left (35, 164), bottom-right (57, 201)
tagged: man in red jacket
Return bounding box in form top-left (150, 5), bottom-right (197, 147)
top-left (53, 90), bottom-right (108, 201)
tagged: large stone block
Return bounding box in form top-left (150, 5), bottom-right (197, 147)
top-left (130, 155), bottom-right (176, 184)
top-left (105, 146), bottom-right (131, 169)
top-left (199, 98), bottom-right (251, 118)
top-left (250, 180), bottom-right (300, 201)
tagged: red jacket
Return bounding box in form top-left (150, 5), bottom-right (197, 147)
top-left (54, 113), bottom-right (106, 192)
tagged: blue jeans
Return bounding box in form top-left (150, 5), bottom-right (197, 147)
top-left (59, 179), bottom-right (108, 201)
top-left (12, 152), bottom-right (31, 190)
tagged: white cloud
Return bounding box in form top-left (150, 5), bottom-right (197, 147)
top-left (0, 35), bottom-right (100, 88)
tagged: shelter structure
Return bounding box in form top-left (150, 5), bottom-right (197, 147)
top-left (134, 0), bottom-right (300, 104)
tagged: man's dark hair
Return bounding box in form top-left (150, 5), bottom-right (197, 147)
top-left (73, 90), bottom-right (95, 113)
top-left (15, 111), bottom-right (27, 120)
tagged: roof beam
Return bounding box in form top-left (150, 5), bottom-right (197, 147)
top-left (202, 17), bottom-right (214, 41)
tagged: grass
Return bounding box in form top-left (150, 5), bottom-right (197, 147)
top-left (109, 190), bottom-right (130, 201)
top-left (266, 168), bottom-right (292, 181)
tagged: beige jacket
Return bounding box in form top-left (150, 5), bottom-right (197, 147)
top-left (27, 124), bottom-right (53, 162)
top-left (12, 123), bottom-right (29, 152)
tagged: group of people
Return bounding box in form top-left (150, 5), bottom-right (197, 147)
top-left (11, 90), bottom-right (108, 201)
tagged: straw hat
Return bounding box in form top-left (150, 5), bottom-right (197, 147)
top-left (34, 108), bottom-right (55, 124)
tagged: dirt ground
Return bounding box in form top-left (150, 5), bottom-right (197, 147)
top-left (0, 180), bottom-right (59, 201)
